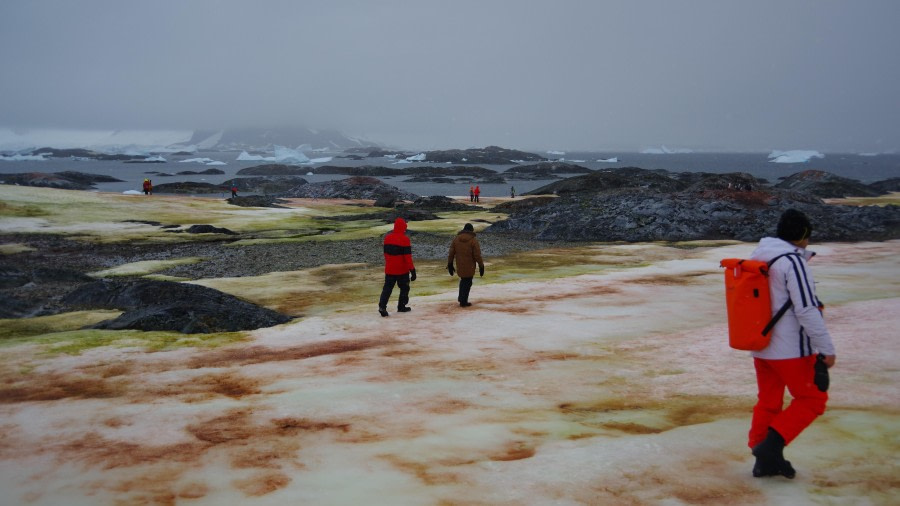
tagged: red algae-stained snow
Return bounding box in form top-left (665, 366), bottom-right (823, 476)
top-left (0, 241), bottom-right (898, 505)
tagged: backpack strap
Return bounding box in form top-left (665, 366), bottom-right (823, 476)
top-left (760, 253), bottom-right (801, 337)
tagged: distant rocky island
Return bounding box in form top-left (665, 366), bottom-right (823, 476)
top-left (489, 168), bottom-right (899, 242)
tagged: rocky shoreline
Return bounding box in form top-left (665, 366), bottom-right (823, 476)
top-left (0, 230), bottom-right (574, 320)
top-left (2, 165), bottom-right (898, 332)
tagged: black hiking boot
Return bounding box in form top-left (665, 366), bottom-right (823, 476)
top-left (460, 302), bottom-right (472, 307)
top-left (379, 308), bottom-right (389, 317)
top-left (752, 428), bottom-right (796, 479)
top-left (397, 306), bottom-right (411, 313)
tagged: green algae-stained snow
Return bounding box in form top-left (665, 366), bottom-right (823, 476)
top-left (1, 188), bottom-right (899, 505)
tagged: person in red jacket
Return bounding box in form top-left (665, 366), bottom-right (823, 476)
top-left (378, 217), bottom-right (416, 317)
top-left (473, 185), bottom-right (481, 202)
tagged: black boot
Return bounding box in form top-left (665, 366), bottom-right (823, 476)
top-left (752, 428), bottom-right (796, 479)
top-left (397, 306), bottom-right (411, 313)
top-left (379, 308), bottom-right (389, 317)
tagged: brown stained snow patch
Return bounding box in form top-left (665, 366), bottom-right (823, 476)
top-left (627, 271), bottom-right (713, 285)
top-left (229, 440), bottom-right (301, 470)
top-left (488, 441), bottom-right (537, 461)
top-left (271, 417), bottom-right (351, 435)
top-left (59, 432), bottom-right (208, 470)
top-left (187, 409), bottom-right (255, 444)
top-left (168, 371), bottom-right (263, 400)
top-left (188, 338), bottom-right (388, 368)
top-left (233, 472), bottom-right (292, 497)
top-left (0, 373), bottom-right (127, 403)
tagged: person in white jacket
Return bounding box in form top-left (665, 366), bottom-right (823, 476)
top-left (748, 209), bottom-right (836, 479)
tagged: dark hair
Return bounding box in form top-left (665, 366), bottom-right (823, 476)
top-left (463, 223), bottom-right (474, 232)
top-left (777, 209), bottom-right (812, 242)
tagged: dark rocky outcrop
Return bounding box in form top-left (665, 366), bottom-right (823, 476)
top-left (61, 280), bottom-right (291, 333)
top-left (491, 169), bottom-right (900, 242)
top-left (869, 178), bottom-right (900, 194)
top-left (222, 176), bottom-right (308, 194)
top-left (416, 146), bottom-right (546, 164)
top-left (226, 196), bottom-right (290, 208)
top-left (152, 182), bottom-right (225, 194)
top-left (123, 159), bottom-right (166, 164)
top-left (503, 162), bottom-right (593, 179)
top-left (279, 176), bottom-right (418, 201)
top-left (176, 168), bottom-right (225, 175)
top-left (775, 170), bottom-right (881, 198)
top-left (0, 171), bottom-right (124, 190)
top-left (29, 147), bottom-right (147, 161)
top-left (54, 171), bottom-right (124, 184)
top-left (399, 196), bottom-right (481, 212)
top-left (527, 167), bottom-right (688, 195)
top-left (237, 164), bottom-right (311, 176)
top-left (185, 225), bottom-right (237, 235)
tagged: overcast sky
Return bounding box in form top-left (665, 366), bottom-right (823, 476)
top-left (1, 0), bottom-right (898, 152)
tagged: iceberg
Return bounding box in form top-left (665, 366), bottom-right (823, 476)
top-left (406, 153), bottom-right (426, 162)
top-left (309, 156), bottom-right (332, 164)
top-left (237, 146), bottom-right (311, 165)
top-left (236, 151), bottom-right (270, 161)
top-left (0, 153), bottom-right (48, 161)
top-left (768, 150), bottom-right (824, 163)
top-left (641, 146), bottom-right (693, 154)
top-left (0, 128), bottom-right (192, 151)
top-left (195, 130), bottom-right (223, 150)
top-left (597, 157), bottom-right (618, 163)
top-left (178, 157), bottom-right (226, 166)
top-left (547, 150), bottom-right (565, 155)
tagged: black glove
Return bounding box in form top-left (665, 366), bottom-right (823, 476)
top-left (814, 353), bottom-right (829, 392)
top-left (447, 263), bottom-right (455, 276)
top-left (409, 269), bottom-right (416, 282)
top-left (479, 265), bottom-right (484, 277)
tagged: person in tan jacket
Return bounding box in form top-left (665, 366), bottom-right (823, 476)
top-left (447, 223), bottom-right (484, 307)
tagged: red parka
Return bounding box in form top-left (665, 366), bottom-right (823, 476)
top-left (383, 218), bottom-right (415, 275)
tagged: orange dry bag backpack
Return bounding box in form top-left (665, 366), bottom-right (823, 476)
top-left (720, 254), bottom-right (796, 351)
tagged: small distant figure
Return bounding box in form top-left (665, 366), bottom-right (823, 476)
top-left (231, 185), bottom-right (238, 198)
top-left (447, 223), bottom-right (484, 307)
top-left (142, 179), bottom-right (152, 195)
top-left (510, 186), bottom-right (516, 198)
top-left (469, 186), bottom-right (475, 202)
top-left (378, 217), bottom-right (416, 317)
top-left (474, 185), bottom-right (481, 203)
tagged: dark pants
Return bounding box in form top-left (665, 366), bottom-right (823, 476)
top-left (458, 277), bottom-right (473, 304)
top-left (379, 273), bottom-right (410, 310)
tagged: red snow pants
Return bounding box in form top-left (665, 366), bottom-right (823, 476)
top-left (748, 355), bottom-right (828, 448)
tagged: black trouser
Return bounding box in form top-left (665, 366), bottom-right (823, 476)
top-left (458, 277), bottom-right (473, 304)
top-left (379, 273), bottom-right (410, 310)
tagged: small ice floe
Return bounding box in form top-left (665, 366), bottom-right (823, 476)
top-left (768, 150), bottom-right (824, 163)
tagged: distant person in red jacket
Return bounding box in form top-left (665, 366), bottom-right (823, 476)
top-left (378, 217), bottom-right (416, 317)
top-left (142, 179), bottom-right (152, 195)
top-left (474, 185), bottom-right (481, 202)
top-left (231, 185), bottom-right (238, 198)
top-left (469, 186), bottom-right (475, 202)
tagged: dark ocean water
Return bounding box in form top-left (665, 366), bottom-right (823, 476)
top-left (1, 151), bottom-right (898, 198)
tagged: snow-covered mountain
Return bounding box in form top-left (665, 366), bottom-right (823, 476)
top-left (183, 127), bottom-right (377, 152)
top-left (0, 127), bottom-right (378, 154)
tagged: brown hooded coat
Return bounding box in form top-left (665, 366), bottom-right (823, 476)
top-left (448, 230), bottom-right (483, 278)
